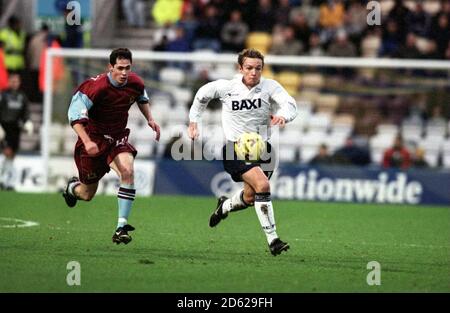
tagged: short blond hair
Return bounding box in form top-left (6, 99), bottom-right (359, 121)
top-left (238, 49), bottom-right (265, 68)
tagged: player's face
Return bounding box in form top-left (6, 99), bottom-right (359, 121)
top-left (240, 57), bottom-right (263, 88)
top-left (109, 58), bottom-right (132, 84)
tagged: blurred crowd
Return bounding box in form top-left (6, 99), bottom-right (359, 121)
top-left (309, 135), bottom-right (430, 170)
top-left (0, 9), bottom-right (83, 102)
top-left (138, 0), bottom-right (450, 60)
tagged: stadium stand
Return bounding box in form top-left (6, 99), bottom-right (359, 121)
top-left (1, 0), bottom-right (449, 169)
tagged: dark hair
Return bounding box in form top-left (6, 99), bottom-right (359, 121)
top-left (238, 48), bottom-right (264, 67)
top-left (8, 16), bottom-right (20, 28)
top-left (109, 48), bottom-right (132, 66)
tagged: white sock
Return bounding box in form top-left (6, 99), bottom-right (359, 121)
top-left (222, 190), bottom-right (249, 214)
top-left (254, 192), bottom-right (278, 244)
top-left (68, 180), bottom-right (81, 197)
top-left (1, 158), bottom-right (14, 187)
top-left (0, 159), bottom-right (6, 184)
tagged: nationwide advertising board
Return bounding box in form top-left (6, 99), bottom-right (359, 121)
top-left (154, 160), bottom-right (450, 206)
top-left (2, 157), bottom-right (449, 205)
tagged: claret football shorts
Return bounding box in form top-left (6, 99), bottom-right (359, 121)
top-left (74, 128), bottom-right (137, 184)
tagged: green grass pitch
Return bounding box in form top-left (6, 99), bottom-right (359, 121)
top-left (0, 191), bottom-right (448, 292)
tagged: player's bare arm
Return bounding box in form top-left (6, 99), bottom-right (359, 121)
top-left (72, 123), bottom-right (99, 155)
top-left (137, 101), bottom-right (160, 141)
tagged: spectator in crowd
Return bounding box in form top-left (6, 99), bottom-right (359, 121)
top-left (382, 135), bottom-right (411, 170)
top-left (290, 11), bottom-right (312, 51)
top-left (387, 0), bottom-right (410, 42)
top-left (26, 23), bottom-right (49, 102)
top-left (327, 29), bottom-right (357, 77)
top-left (319, 0), bottom-right (345, 42)
top-left (0, 43), bottom-right (8, 91)
top-left (441, 0), bottom-right (450, 19)
top-left (39, 35), bottom-right (65, 94)
top-left (220, 10), bottom-right (249, 53)
top-left (344, 0), bottom-right (367, 39)
top-left (319, 0), bottom-right (344, 29)
top-left (153, 22), bottom-right (177, 51)
top-left (166, 26), bottom-right (191, 69)
top-left (0, 16), bottom-right (26, 75)
top-left (360, 27), bottom-right (382, 58)
top-left (396, 33), bottom-right (422, 59)
top-left (152, 0), bottom-right (183, 26)
top-left (176, 3), bottom-right (199, 50)
top-left (0, 74), bottom-right (32, 190)
top-left (411, 146), bottom-right (429, 168)
top-left (122, 0), bottom-right (146, 28)
top-left (327, 29), bottom-right (357, 57)
top-left (379, 19), bottom-right (402, 57)
top-left (427, 105), bottom-right (446, 127)
top-left (274, 0), bottom-right (293, 27)
top-left (193, 4), bottom-right (222, 52)
top-left (307, 32), bottom-right (326, 56)
top-left (226, 0), bottom-right (256, 28)
top-left (309, 144), bottom-right (334, 166)
top-left (430, 13), bottom-right (450, 59)
top-left (251, 0), bottom-right (275, 33)
top-left (377, 95), bottom-right (409, 125)
top-left (269, 25), bottom-right (304, 56)
top-left (405, 2), bottom-right (431, 37)
top-left (333, 136), bottom-right (371, 166)
top-left (166, 26), bottom-right (191, 53)
top-left (403, 93), bottom-right (427, 126)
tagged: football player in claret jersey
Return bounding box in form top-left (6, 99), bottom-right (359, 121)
top-left (62, 48), bottom-right (161, 244)
top-left (188, 49), bottom-right (298, 256)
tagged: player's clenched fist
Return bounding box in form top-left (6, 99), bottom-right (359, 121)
top-left (84, 141), bottom-right (100, 156)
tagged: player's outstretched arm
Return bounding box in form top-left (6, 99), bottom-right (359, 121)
top-left (137, 101), bottom-right (160, 141)
top-left (270, 81), bottom-right (298, 124)
top-left (188, 80), bottom-right (223, 140)
top-left (148, 119), bottom-right (160, 142)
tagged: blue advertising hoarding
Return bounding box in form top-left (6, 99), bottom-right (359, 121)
top-left (154, 160), bottom-right (450, 206)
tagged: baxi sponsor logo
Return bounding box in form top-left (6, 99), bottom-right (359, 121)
top-left (232, 99), bottom-right (262, 111)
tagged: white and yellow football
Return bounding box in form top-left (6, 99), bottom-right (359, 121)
top-left (234, 132), bottom-right (266, 162)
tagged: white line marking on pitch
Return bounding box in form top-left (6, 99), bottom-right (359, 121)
top-left (0, 217), bottom-right (39, 228)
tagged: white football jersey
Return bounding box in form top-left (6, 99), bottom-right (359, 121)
top-left (189, 74), bottom-right (298, 141)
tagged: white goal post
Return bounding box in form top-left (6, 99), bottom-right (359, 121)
top-left (42, 48), bottom-right (450, 190)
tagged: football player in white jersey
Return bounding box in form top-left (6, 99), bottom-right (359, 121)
top-left (188, 49), bottom-right (298, 256)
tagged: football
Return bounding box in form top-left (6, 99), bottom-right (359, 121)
top-left (234, 132), bottom-right (266, 162)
